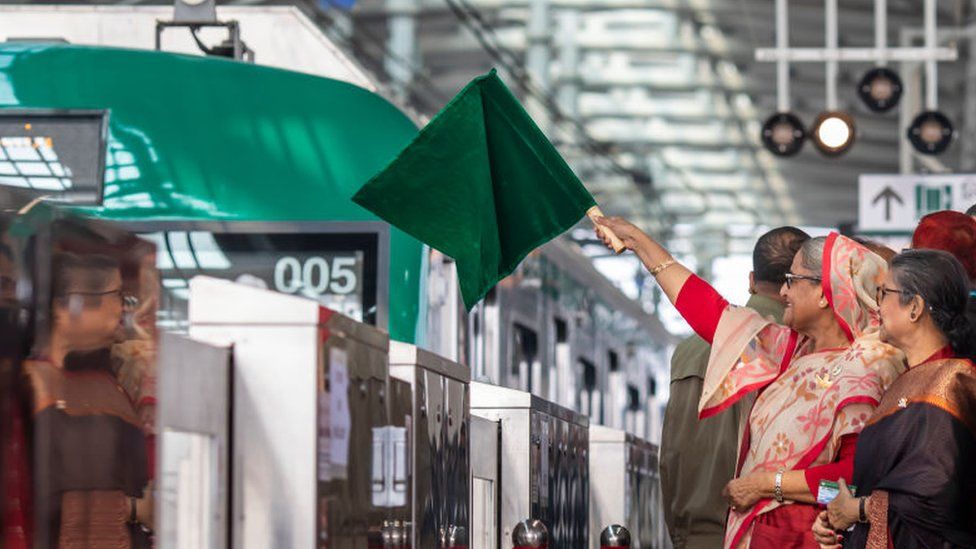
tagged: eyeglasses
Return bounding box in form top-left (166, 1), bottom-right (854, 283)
top-left (66, 288), bottom-right (137, 310)
top-left (876, 285), bottom-right (913, 304)
top-left (784, 273), bottom-right (822, 289)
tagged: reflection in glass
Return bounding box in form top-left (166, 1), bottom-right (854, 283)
top-left (0, 213), bottom-right (160, 549)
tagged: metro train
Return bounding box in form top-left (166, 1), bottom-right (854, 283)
top-left (0, 42), bottom-right (674, 547)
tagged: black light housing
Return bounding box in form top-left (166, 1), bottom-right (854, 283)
top-left (857, 67), bottom-right (903, 112)
top-left (907, 110), bottom-right (954, 155)
top-left (761, 112), bottom-right (806, 157)
top-left (810, 111), bottom-right (856, 156)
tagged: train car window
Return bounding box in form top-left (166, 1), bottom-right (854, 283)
top-left (512, 323), bottom-right (539, 393)
top-left (648, 376), bottom-right (657, 397)
top-left (0, 110), bottom-right (108, 205)
top-left (554, 318), bottom-right (567, 343)
top-left (127, 224), bottom-right (386, 332)
top-left (577, 358), bottom-right (597, 418)
top-left (552, 318), bottom-right (571, 407)
top-left (627, 384), bottom-right (640, 411)
top-left (608, 350), bottom-right (620, 372)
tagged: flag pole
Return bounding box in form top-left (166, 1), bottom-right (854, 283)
top-left (586, 206), bottom-right (625, 254)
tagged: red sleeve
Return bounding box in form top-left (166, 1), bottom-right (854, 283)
top-left (674, 274), bottom-right (729, 343)
top-left (803, 434), bottom-right (858, 495)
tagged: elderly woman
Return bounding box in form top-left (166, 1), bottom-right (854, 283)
top-left (594, 218), bottom-right (905, 548)
top-left (812, 250), bottom-right (976, 548)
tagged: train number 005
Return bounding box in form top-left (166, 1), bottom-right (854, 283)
top-left (273, 256), bottom-right (358, 296)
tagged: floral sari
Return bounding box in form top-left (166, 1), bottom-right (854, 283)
top-left (698, 233), bottom-right (905, 548)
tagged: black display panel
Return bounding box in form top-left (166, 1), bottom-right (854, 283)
top-left (0, 110), bottom-right (108, 204)
top-left (128, 223), bottom-right (388, 332)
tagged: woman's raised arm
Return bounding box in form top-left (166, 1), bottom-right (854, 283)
top-left (594, 216), bottom-right (729, 343)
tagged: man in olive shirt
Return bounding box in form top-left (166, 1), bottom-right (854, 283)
top-left (660, 227), bottom-right (809, 548)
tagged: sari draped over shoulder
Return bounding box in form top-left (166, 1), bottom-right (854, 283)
top-left (697, 233), bottom-right (906, 549)
top-left (844, 358), bottom-right (976, 549)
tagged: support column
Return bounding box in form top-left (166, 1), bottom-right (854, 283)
top-left (385, 0), bottom-right (418, 103)
top-left (525, 0), bottom-right (552, 132)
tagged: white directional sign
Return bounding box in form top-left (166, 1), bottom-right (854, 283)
top-left (858, 174), bottom-right (976, 232)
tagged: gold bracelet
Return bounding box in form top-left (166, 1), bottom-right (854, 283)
top-left (649, 258), bottom-right (676, 276)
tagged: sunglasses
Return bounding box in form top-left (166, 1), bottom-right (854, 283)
top-left (784, 273), bottom-right (822, 289)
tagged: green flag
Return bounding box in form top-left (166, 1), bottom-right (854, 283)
top-left (353, 69), bottom-right (597, 309)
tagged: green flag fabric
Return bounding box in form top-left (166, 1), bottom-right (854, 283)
top-left (353, 69), bottom-right (596, 309)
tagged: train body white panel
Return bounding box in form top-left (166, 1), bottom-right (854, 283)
top-left (0, 5), bottom-right (376, 90)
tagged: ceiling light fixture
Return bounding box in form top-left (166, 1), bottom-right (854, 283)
top-left (760, 0), bottom-right (807, 157)
top-left (811, 111), bottom-right (856, 156)
top-left (761, 112), bottom-right (806, 156)
top-left (857, 67), bottom-right (903, 112)
top-left (907, 110), bottom-right (954, 155)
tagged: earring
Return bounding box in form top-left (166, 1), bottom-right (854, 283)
top-left (819, 299), bottom-right (829, 308)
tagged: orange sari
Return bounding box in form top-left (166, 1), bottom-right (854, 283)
top-left (698, 233), bottom-right (905, 548)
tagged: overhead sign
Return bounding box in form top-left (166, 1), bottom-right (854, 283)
top-left (858, 174), bottom-right (976, 232)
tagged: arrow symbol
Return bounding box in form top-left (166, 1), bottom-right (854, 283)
top-left (872, 186), bottom-right (904, 222)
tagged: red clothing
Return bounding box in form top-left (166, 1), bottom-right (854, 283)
top-left (920, 346), bottom-right (954, 365)
top-left (675, 274), bottom-right (729, 344)
top-left (803, 434), bottom-right (857, 494)
top-left (750, 504), bottom-right (820, 548)
top-left (2, 395), bottom-right (31, 549)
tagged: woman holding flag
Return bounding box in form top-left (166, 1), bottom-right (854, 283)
top-left (594, 217), bottom-right (905, 549)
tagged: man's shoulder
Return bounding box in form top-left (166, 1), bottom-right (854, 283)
top-left (745, 294), bottom-right (785, 323)
top-left (673, 334), bottom-right (710, 355)
top-left (670, 334), bottom-right (711, 381)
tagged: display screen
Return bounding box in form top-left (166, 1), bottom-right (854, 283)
top-left (133, 225), bottom-right (386, 331)
top-left (0, 110), bottom-right (108, 204)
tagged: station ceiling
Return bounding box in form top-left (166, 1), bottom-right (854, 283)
top-left (12, 0), bottom-right (976, 252)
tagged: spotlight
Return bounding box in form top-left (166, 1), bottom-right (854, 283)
top-left (811, 111), bottom-right (856, 156)
top-left (857, 67), bottom-right (903, 113)
top-left (907, 110), bottom-right (954, 155)
top-left (761, 112), bottom-right (806, 157)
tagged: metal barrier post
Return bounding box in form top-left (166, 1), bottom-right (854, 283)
top-left (600, 525), bottom-right (632, 548)
top-left (512, 519), bottom-right (549, 549)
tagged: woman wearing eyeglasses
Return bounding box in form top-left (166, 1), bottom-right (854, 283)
top-left (593, 218), bottom-right (905, 549)
top-left (811, 249), bottom-right (976, 548)
top-left (20, 252), bottom-right (153, 548)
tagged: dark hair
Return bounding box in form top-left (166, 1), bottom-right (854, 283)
top-left (51, 252), bottom-right (120, 301)
top-left (753, 226), bottom-right (811, 285)
top-left (891, 249), bottom-right (975, 360)
top-left (851, 236), bottom-right (896, 263)
top-left (966, 203), bottom-right (976, 217)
